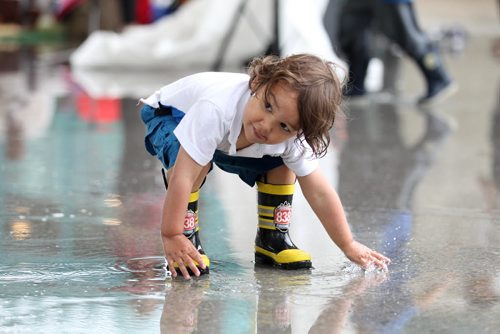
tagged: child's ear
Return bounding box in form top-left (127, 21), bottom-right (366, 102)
top-left (249, 80), bottom-right (263, 96)
top-left (249, 81), bottom-right (256, 95)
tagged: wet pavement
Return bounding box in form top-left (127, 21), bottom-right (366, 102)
top-left (1, 2), bottom-right (500, 333)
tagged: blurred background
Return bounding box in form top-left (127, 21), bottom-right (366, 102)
top-left (1, 0), bottom-right (499, 333)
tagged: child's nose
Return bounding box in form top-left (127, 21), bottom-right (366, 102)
top-left (260, 117), bottom-right (273, 135)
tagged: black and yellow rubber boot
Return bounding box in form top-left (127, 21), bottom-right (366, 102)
top-left (255, 182), bottom-right (312, 269)
top-left (170, 190), bottom-right (210, 276)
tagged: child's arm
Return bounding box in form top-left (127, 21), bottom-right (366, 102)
top-left (161, 146), bottom-right (207, 279)
top-left (297, 168), bottom-right (390, 270)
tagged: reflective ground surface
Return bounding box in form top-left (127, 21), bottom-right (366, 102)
top-left (1, 2), bottom-right (500, 333)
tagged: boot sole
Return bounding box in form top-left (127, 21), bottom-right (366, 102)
top-left (255, 251), bottom-right (312, 270)
top-left (169, 265), bottom-right (210, 277)
top-left (173, 266), bottom-right (210, 276)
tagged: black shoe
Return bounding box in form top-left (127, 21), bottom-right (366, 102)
top-left (418, 79), bottom-right (458, 106)
top-left (255, 228), bottom-right (312, 270)
top-left (416, 48), bottom-right (457, 106)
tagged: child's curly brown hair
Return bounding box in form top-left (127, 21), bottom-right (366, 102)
top-left (247, 53), bottom-right (345, 158)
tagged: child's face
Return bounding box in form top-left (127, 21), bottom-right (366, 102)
top-left (242, 82), bottom-right (300, 145)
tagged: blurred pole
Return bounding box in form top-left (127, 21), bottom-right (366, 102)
top-left (88, 0), bottom-right (101, 34)
top-left (211, 0), bottom-right (281, 71)
top-left (211, 0), bottom-right (249, 71)
top-left (19, 0), bottom-right (34, 28)
top-left (266, 0), bottom-right (280, 56)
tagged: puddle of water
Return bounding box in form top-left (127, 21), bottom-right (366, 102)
top-left (2, 34), bottom-right (500, 332)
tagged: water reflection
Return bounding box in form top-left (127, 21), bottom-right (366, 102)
top-left (338, 102), bottom-right (452, 212)
top-left (160, 280), bottom-right (209, 333)
top-left (254, 267), bottom-right (312, 333)
top-left (1, 48), bottom-right (166, 331)
top-left (338, 100), bottom-right (452, 256)
top-left (309, 275), bottom-right (387, 333)
top-left (481, 83), bottom-right (500, 212)
top-left (335, 100), bottom-right (454, 331)
top-left (113, 256), bottom-right (166, 292)
top-left (9, 218), bottom-right (32, 240)
top-left (463, 80), bottom-right (500, 311)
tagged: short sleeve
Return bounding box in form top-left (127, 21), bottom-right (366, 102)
top-left (282, 140), bottom-right (319, 176)
top-left (173, 100), bottom-right (226, 166)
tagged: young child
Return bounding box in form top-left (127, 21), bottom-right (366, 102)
top-left (140, 53), bottom-right (390, 280)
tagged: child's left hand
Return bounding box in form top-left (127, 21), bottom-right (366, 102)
top-left (342, 240), bottom-right (391, 271)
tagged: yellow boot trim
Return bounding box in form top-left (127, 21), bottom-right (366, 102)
top-left (257, 205), bottom-right (277, 229)
top-left (256, 182), bottom-right (295, 195)
top-left (189, 190), bottom-right (199, 203)
top-left (258, 217), bottom-right (276, 229)
top-left (173, 254), bottom-right (210, 269)
top-left (257, 204), bottom-right (275, 217)
top-left (255, 246), bottom-right (311, 264)
top-left (199, 254), bottom-right (210, 268)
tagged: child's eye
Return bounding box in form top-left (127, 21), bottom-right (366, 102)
top-left (264, 101), bottom-right (272, 112)
top-left (280, 122), bottom-right (291, 132)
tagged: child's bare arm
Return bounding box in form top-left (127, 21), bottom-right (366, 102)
top-left (161, 146), bottom-right (207, 279)
top-left (297, 168), bottom-right (390, 270)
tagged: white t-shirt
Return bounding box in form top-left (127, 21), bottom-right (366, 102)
top-left (141, 72), bottom-right (318, 177)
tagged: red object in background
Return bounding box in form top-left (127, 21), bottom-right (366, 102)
top-left (76, 94), bottom-right (122, 123)
top-left (55, 0), bottom-right (85, 20)
top-left (135, 0), bottom-right (152, 24)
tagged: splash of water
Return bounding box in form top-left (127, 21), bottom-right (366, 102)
top-left (342, 262), bottom-right (388, 278)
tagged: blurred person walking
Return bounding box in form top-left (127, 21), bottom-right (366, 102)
top-left (337, 0), bottom-right (457, 105)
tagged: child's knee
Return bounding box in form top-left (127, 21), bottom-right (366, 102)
top-left (265, 165), bottom-right (296, 184)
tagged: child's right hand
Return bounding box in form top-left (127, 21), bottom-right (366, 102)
top-left (162, 234), bottom-right (206, 279)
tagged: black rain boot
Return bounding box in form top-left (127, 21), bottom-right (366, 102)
top-left (168, 190), bottom-right (210, 275)
top-left (255, 182), bottom-right (312, 269)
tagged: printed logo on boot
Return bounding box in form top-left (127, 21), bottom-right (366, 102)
top-left (183, 209), bottom-right (197, 237)
top-left (274, 202), bottom-right (292, 232)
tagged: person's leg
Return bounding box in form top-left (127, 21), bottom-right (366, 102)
top-left (375, 2), bottom-right (456, 105)
top-left (337, 0), bottom-right (374, 96)
top-left (211, 151), bottom-right (312, 269)
top-left (255, 165), bottom-right (312, 269)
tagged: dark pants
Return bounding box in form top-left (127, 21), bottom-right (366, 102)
top-left (337, 0), bottom-right (435, 94)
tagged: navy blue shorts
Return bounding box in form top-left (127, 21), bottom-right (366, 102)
top-left (140, 104), bottom-right (284, 186)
